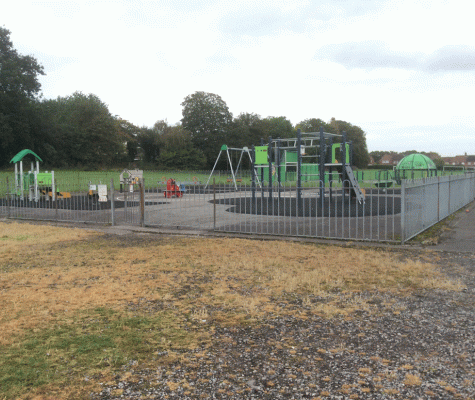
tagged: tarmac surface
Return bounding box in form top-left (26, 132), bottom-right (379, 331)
top-left (432, 199), bottom-right (475, 253)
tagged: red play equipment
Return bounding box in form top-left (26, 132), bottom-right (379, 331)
top-left (164, 178), bottom-right (183, 198)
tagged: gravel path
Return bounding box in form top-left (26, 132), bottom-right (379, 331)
top-left (92, 250), bottom-right (475, 400)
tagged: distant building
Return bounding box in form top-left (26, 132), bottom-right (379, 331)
top-left (379, 154), bottom-right (403, 165)
top-left (442, 155), bottom-right (469, 166)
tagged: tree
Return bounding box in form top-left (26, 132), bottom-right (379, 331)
top-left (226, 112), bottom-right (262, 149)
top-left (136, 127), bottom-right (160, 164)
top-left (256, 116), bottom-right (294, 140)
top-left (37, 92), bottom-right (126, 168)
top-left (181, 91), bottom-right (233, 168)
top-left (0, 27), bottom-right (45, 166)
top-left (157, 124), bottom-right (206, 170)
top-left (295, 118), bottom-right (327, 133)
top-left (327, 118), bottom-right (370, 168)
top-left (116, 118), bottom-right (141, 164)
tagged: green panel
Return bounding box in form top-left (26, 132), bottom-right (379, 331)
top-left (37, 173), bottom-right (53, 186)
top-left (255, 146), bottom-right (268, 165)
top-left (285, 151), bottom-right (298, 163)
top-left (331, 143), bottom-right (350, 164)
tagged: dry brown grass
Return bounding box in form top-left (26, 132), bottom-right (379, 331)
top-left (0, 221), bottom-right (465, 347)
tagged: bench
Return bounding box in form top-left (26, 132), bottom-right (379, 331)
top-left (374, 180), bottom-right (393, 188)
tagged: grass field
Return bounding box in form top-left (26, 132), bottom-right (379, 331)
top-left (0, 221), bottom-right (464, 399)
top-left (0, 167), bottom-right (458, 198)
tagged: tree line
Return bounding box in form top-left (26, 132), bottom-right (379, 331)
top-left (1, 27), bottom-right (370, 170)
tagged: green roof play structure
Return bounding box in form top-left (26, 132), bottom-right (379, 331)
top-left (9, 149), bottom-right (70, 201)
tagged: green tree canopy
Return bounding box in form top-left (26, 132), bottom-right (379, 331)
top-left (181, 91), bottom-right (233, 168)
top-left (256, 116), bottom-right (294, 140)
top-left (37, 92), bottom-right (125, 167)
top-left (157, 124), bottom-right (206, 170)
top-left (227, 112), bottom-right (262, 149)
top-left (0, 27), bottom-right (45, 166)
top-left (295, 118), bottom-right (327, 133)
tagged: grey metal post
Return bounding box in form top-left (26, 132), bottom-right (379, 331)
top-left (319, 126), bottom-right (325, 201)
top-left (400, 179), bottom-right (406, 244)
top-left (110, 178), bottom-right (115, 226)
top-left (341, 131), bottom-right (347, 203)
top-left (213, 178), bottom-right (216, 230)
top-left (6, 177), bottom-right (10, 218)
top-left (140, 178), bottom-right (145, 227)
top-left (54, 179), bottom-right (58, 218)
top-left (297, 128), bottom-right (302, 209)
top-left (204, 150), bottom-right (223, 189)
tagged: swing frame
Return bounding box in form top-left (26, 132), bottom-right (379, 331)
top-left (204, 145), bottom-right (262, 190)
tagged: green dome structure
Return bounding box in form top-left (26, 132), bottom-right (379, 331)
top-left (396, 153), bottom-right (437, 171)
top-left (395, 153), bottom-right (437, 182)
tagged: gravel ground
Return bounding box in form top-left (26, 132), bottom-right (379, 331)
top-left (91, 249), bottom-right (475, 400)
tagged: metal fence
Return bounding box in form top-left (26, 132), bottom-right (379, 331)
top-left (142, 180), bottom-right (401, 242)
top-left (401, 173), bottom-right (475, 242)
top-left (1, 172), bottom-right (474, 244)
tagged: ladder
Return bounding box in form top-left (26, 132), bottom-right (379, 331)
top-left (344, 165), bottom-right (365, 204)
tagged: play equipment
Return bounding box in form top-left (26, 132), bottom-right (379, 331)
top-left (207, 128), bottom-right (365, 204)
top-left (163, 178), bottom-right (184, 198)
top-left (9, 149), bottom-right (70, 201)
top-left (119, 169), bottom-right (143, 193)
top-left (205, 145), bottom-right (260, 190)
top-left (395, 153), bottom-right (438, 183)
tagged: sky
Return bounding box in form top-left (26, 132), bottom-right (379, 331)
top-left (3, 0), bottom-right (475, 156)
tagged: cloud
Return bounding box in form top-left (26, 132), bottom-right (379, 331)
top-left (316, 41), bottom-right (475, 73)
top-left (423, 45), bottom-right (475, 72)
top-left (315, 41), bottom-right (423, 70)
top-left (217, 0), bottom-right (388, 38)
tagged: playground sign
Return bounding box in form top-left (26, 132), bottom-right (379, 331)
top-left (97, 185), bottom-right (108, 202)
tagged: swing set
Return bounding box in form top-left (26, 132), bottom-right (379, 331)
top-left (205, 145), bottom-right (262, 190)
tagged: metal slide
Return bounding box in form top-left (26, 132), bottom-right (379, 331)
top-left (345, 165), bottom-right (365, 204)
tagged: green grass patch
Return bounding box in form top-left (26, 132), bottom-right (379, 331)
top-left (0, 307), bottom-right (197, 399)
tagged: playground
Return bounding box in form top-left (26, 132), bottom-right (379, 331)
top-left (1, 136), bottom-right (474, 243)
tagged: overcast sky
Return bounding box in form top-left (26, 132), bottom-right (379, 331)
top-left (4, 0), bottom-right (474, 156)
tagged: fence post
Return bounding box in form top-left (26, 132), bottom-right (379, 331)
top-left (297, 129), bottom-right (302, 210)
top-left (400, 179), bottom-right (405, 244)
top-left (448, 175), bottom-right (451, 215)
top-left (110, 178), bottom-right (115, 226)
top-left (140, 178), bottom-right (145, 227)
top-left (54, 179), bottom-right (58, 218)
top-left (6, 177), bottom-right (10, 218)
top-left (437, 176), bottom-right (440, 223)
top-left (213, 178), bottom-right (216, 230)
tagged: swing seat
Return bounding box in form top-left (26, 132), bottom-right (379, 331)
top-left (227, 178), bottom-right (242, 182)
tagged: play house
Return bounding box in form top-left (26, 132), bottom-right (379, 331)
top-left (9, 149), bottom-right (70, 201)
